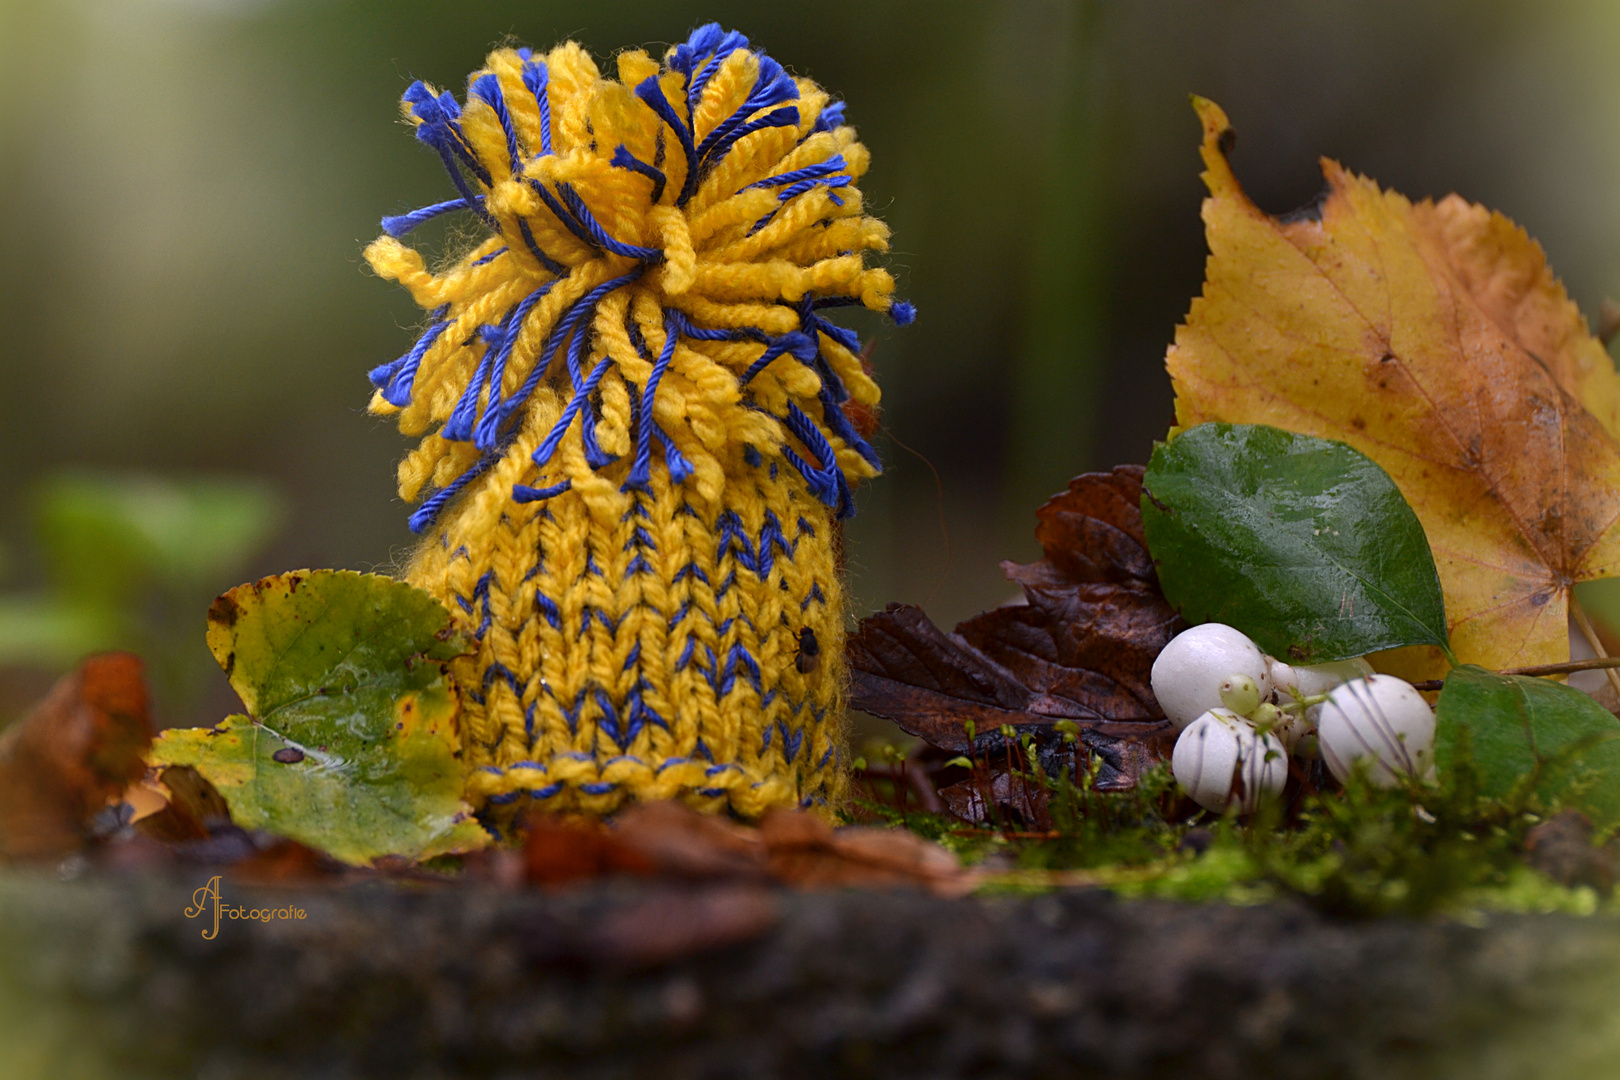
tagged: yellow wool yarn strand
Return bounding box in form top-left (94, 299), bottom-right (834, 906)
top-left (363, 24), bottom-right (910, 822)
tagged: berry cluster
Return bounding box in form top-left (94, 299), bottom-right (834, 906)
top-left (1151, 624), bottom-right (1435, 813)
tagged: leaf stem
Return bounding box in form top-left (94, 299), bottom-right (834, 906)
top-left (1569, 595), bottom-right (1620, 699)
top-left (1408, 655), bottom-right (1620, 693)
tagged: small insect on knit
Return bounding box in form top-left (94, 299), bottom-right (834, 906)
top-left (365, 24), bottom-right (911, 822)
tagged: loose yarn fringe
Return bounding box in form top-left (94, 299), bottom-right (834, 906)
top-left (366, 24), bottom-right (911, 532)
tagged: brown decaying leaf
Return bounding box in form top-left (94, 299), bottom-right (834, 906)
top-left (0, 653), bottom-right (152, 859)
top-left (521, 800), bottom-right (973, 897)
top-left (524, 814), bottom-right (659, 886)
top-left (132, 765), bottom-right (232, 843)
top-left (758, 807), bottom-right (971, 894)
top-left (939, 772), bottom-right (1047, 827)
top-left (847, 467), bottom-right (1181, 769)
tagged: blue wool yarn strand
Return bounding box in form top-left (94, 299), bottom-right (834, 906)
top-left (632, 76), bottom-right (701, 207)
top-left (622, 309), bottom-right (681, 493)
top-left (469, 73), bottom-right (524, 175)
top-left (381, 195), bottom-right (483, 238)
top-left (516, 50), bottom-right (553, 154)
top-left (474, 280), bottom-right (557, 451)
top-left (610, 145), bottom-right (668, 204)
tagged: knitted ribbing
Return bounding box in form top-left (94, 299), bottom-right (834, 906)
top-left (364, 25), bottom-right (908, 820)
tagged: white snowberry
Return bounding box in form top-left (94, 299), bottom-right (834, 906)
top-left (1270, 656), bottom-right (1373, 709)
top-left (1267, 656), bottom-right (1375, 748)
top-left (1171, 708), bottom-right (1289, 813)
top-left (1152, 623), bottom-right (1272, 731)
top-left (1316, 674), bottom-right (1435, 787)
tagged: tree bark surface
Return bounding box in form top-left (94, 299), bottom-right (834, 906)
top-left (2, 870), bottom-right (1618, 1079)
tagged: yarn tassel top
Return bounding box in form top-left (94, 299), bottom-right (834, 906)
top-left (365, 24), bottom-right (910, 821)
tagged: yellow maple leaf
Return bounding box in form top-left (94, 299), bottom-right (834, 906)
top-left (1167, 97), bottom-right (1620, 679)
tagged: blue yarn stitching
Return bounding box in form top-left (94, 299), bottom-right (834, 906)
top-left (622, 308), bottom-right (680, 493)
top-left (513, 478), bottom-right (571, 504)
top-left (466, 268), bottom-right (643, 501)
top-left (812, 100), bottom-right (846, 134)
top-left (701, 105), bottom-right (800, 170)
top-left (402, 82), bottom-right (496, 225)
top-left (693, 57), bottom-right (798, 165)
top-left (633, 75), bottom-right (701, 206)
top-left (525, 355), bottom-right (613, 474)
top-left (517, 218), bottom-right (568, 276)
top-left (553, 182), bottom-right (666, 262)
top-left (747, 155), bottom-right (847, 191)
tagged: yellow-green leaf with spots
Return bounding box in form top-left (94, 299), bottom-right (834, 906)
top-left (149, 570), bottom-right (485, 865)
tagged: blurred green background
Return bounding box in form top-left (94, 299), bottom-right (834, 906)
top-left (3, 0), bottom-right (1620, 727)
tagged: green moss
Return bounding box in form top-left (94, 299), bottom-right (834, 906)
top-left (867, 740), bottom-right (1612, 918)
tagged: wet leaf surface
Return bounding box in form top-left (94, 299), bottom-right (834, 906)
top-left (1142, 423), bottom-right (1448, 663)
top-left (148, 570), bottom-right (485, 866)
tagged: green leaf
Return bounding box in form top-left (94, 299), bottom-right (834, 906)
top-left (1435, 665), bottom-right (1620, 825)
top-left (1574, 577), bottom-right (1620, 639)
top-left (0, 598), bottom-right (121, 667)
top-left (36, 472), bottom-right (282, 605)
top-left (148, 570), bottom-right (484, 865)
top-left (1141, 423), bottom-right (1448, 664)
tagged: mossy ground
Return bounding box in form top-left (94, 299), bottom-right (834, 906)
top-left (849, 743), bottom-right (1608, 918)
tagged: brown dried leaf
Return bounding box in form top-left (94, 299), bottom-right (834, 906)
top-left (937, 728), bottom-right (1175, 827)
top-left (523, 802), bottom-right (767, 888)
top-left (612, 799), bottom-right (769, 881)
top-left (519, 801), bottom-right (970, 896)
top-left (939, 773), bottom-right (1049, 827)
top-left (226, 837), bottom-right (334, 884)
top-left (1003, 465), bottom-right (1159, 588)
top-left (956, 585), bottom-right (1177, 726)
top-left (759, 809), bottom-right (975, 896)
top-left (0, 653), bottom-right (152, 859)
top-left (847, 603), bottom-right (1046, 750)
top-left (523, 815), bottom-right (655, 887)
top-left (133, 765), bottom-right (231, 843)
top-left (848, 468), bottom-right (1181, 771)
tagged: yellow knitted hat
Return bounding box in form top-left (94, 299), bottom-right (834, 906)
top-left (364, 25), bottom-right (910, 825)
